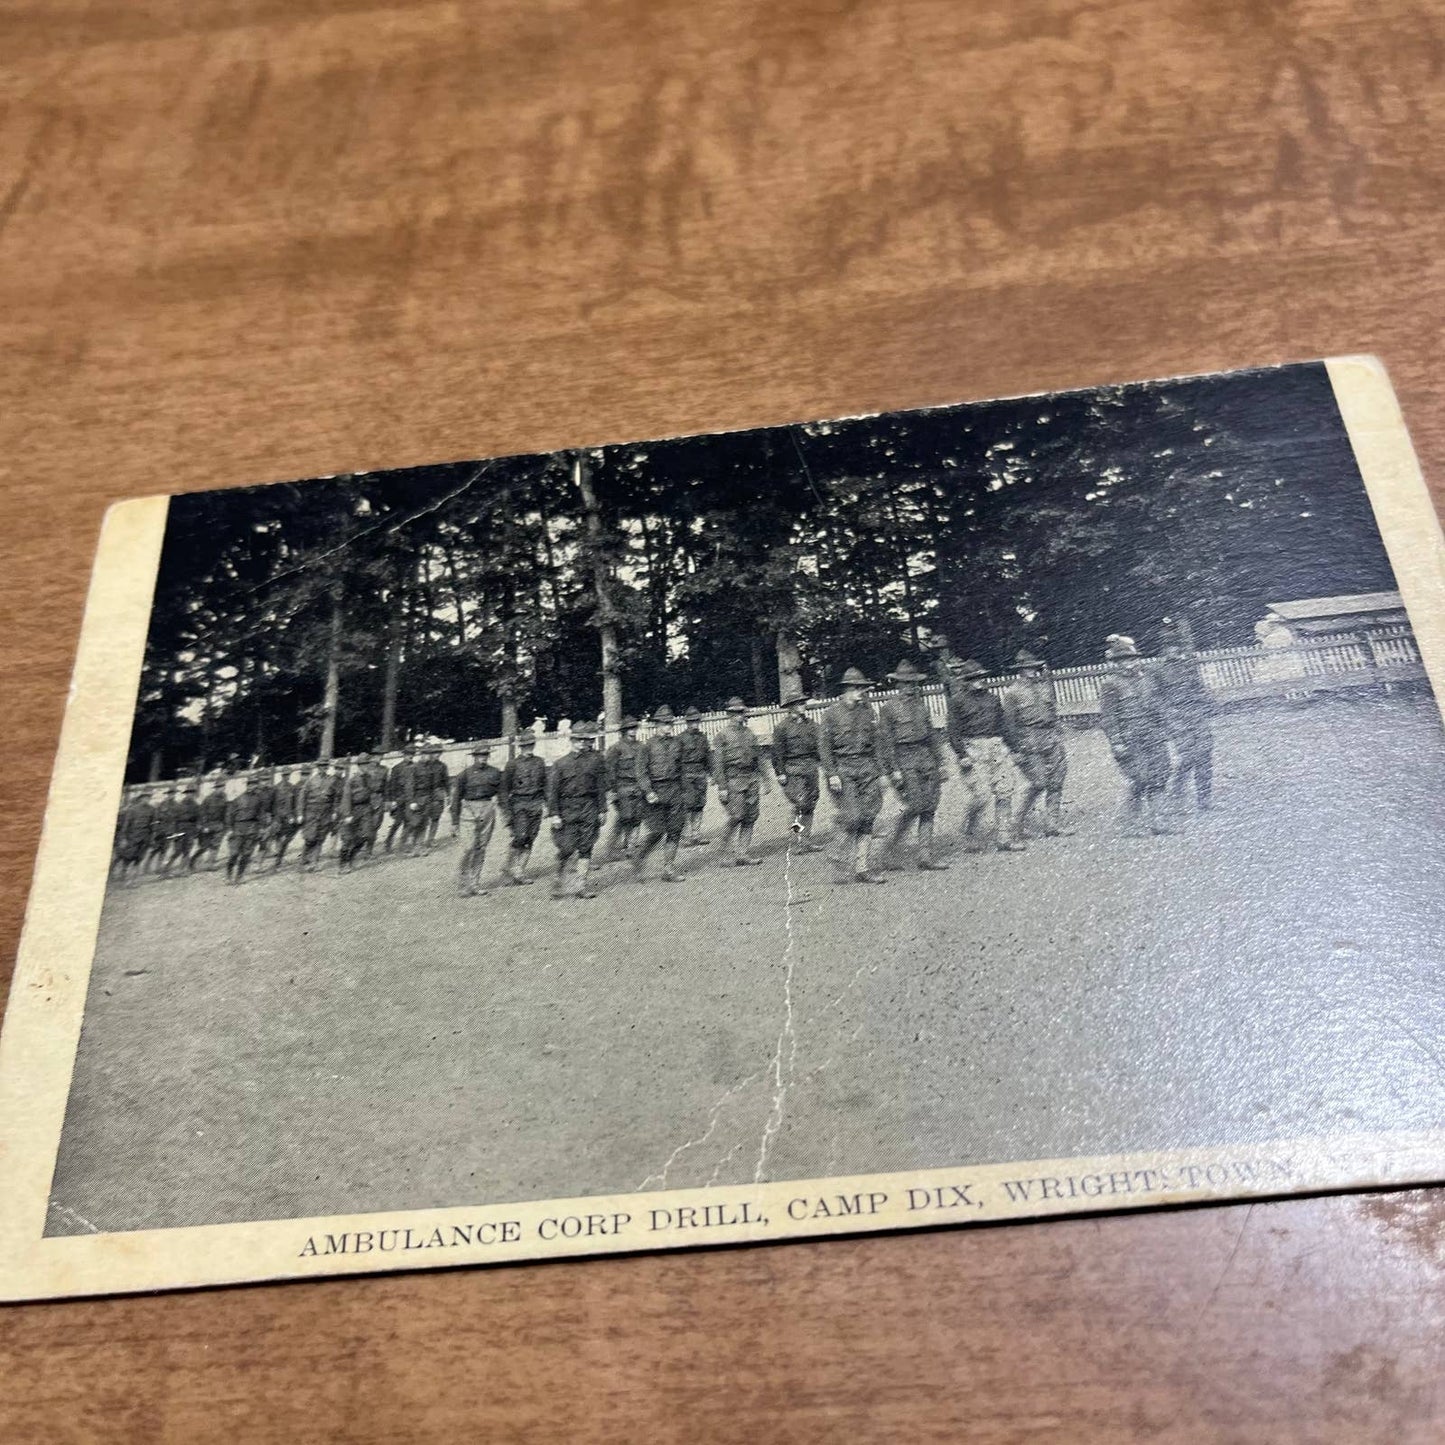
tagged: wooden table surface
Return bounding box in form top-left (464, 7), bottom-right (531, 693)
top-left (3, 1), bottom-right (1443, 1439)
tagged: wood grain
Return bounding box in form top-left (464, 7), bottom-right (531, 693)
top-left (2, 1), bottom-right (1443, 1439)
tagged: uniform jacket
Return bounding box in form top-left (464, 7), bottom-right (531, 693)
top-left (1001, 679), bottom-right (1063, 750)
top-left (198, 791), bottom-right (229, 829)
top-left (946, 686), bottom-right (1006, 748)
top-left (451, 762), bottom-right (503, 822)
top-left (1153, 656), bottom-right (1213, 724)
top-left (416, 756), bottom-right (450, 794)
top-left (606, 737), bottom-right (643, 796)
top-left (547, 751), bottom-right (607, 818)
top-left (878, 694), bottom-right (944, 773)
top-left (171, 796), bottom-right (201, 832)
top-left (300, 772), bottom-right (339, 820)
top-left (1099, 670), bottom-right (1169, 750)
top-left (771, 714), bottom-right (820, 773)
top-left (226, 788), bottom-right (271, 831)
top-left (678, 728), bottom-right (712, 775)
top-left (818, 701), bottom-right (887, 778)
top-left (501, 754), bottom-right (548, 808)
top-left (711, 724), bottom-right (768, 783)
top-left (638, 734), bottom-right (684, 791)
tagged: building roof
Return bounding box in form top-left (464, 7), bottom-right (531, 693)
top-left (1265, 590), bottom-right (1403, 621)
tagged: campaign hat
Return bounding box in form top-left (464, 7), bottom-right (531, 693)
top-left (683, 706), bottom-right (703, 722)
top-left (724, 697), bottom-right (747, 714)
top-left (619, 715), bottom-right (639, 729)
top-left (652, 705), bottom-right (677, 723)
top-left (470, 743), bottom-right (491, 756)
top-left (839, 666), bottom-right (875, 689)
top-left (572, 721), bottom-right (598, 739)
top-left (886, 659), bottom-right (928, 683)
top-left (516, 733), bottom-right (537, 748)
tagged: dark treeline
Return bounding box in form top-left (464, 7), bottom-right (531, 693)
top-left (130, 363), bottom-right (1392, 777)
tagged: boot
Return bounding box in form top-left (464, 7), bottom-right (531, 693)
top-left (720, 822), bottom-right (740, 867)
top-left (795, 815), bottom-right (823, 853)
top-left (831, 835), bottom-right (857, 885)
top-left (576, 857), bottom-right (597, 898)
top-left (916, 818), bottom-right (949, 870)
top-left (1146, 790), bottom-right (1175, 836)
top-left (856, 835), bottom-right (888, 884)
top-left (995, 799), bottom-right (1027, 852)
top-left (1043, 795), bottom-right (1076, 837)
top-left (551, 860), bottom-right (572, 899)
top-left (884, 816), bottom-right (911, 870)
top-left (659, 839), bottom-right (684, 882)
top-left (735, 823), bottom-right (763, 866)
top-left (961, 802), bottom-right (989, 853)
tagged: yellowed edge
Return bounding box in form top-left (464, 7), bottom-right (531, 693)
top-left (2, 361), bottom-right (1443, 1303)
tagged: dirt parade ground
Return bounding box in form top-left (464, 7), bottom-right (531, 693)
top-left (47, 695), bottom-right (1445, 1236)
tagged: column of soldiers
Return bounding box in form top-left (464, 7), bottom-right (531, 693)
top-left (112, 628), bottom-right (1216, 894)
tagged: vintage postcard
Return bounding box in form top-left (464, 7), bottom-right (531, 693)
top-left (1, 355), bottom-right (1442, 1301)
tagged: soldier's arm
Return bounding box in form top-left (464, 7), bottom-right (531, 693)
top-left (758, 735), bottom-right (776, 791)
top-left (877, 706), bottom-right (899, 777)
top-left (593, 758), bottom-right (608, 817)
top-left (545, 762), bottom-right (560, 817)
top-left (638, 744), bottom-right (657, 802)
top-left (710, 738), bottom-right (727, 791)
top-left (769, 724), bottom-right (788, 784)
top-left (817, 713), bottom-right (842, 788)
top-left (1098, 682), bottom-right (1126, 751)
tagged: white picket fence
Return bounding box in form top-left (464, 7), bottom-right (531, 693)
top-left (184, 624), bottom-right (1427, 787)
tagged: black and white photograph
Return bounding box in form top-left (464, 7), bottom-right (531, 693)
top-left (5, 356), bottom-right (1445, 1297)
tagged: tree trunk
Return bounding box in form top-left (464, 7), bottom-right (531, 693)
top-left (319, 580), bottom-right (344, 760)
top-left (499, 696), bottom-right (519, 739)
top-left (574, 453), bottom-right (623, 728)
top-left (380, 607), bottom-right (402, 752)
top-left (749, 635), bottom-right (769, 705)
top-left (777, 626), bottom-right (804, 703)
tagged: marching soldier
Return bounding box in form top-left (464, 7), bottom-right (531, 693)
top-left (360, 752), bottom-right (389, 857)
top-left (633, 704), bottom-right (687, 883)
top-left (271, 765), bottom-right (306, 870)
top-left (384, 744), bottom-right (419, 854)
top-left (252, 767), bottom-right (280, 859)
top-left (224, 772), bottom-right (271, 885)
top-left (451, 744), bottom-right (504, 896)
top-left (604, 716), bottom-right (645, 861)
top-left (944, 659), bottom-right (1025, 852)
top-left (711, 698), bottom-right (774, 866)
top-left (145, 786), bottom-right (175, 873)
top-left (417, 743), bottom-right (451, 851)
top-left (771, 696), bottom-right (824, 852)
top-left (194, 773), bottom-right (229, 871)
top-left (337, 753), bottom-right (382, 874)
top-left (500, 733), bottom-right (547, 885)
top-left (678, 707), bottom-right (713, 847)
top-left (1155, 627), bottom-right (1215, 812)
top-left (818, 667), bottom-right (890, 884)
top-left (546, 722), bottom-right (608, 899)
top-left (298, 760), bottom-right (340, 872)
top-left (116, 786), bottom-right (155, 884)
top-left (1099, 636), bottom-right (1174, 835)
top-left (878, 660), bottom-right (949, 870)
top-left (167, 781), bottom-right (202, 873)
top-left (1001, 650), bottom-right (1074, 838)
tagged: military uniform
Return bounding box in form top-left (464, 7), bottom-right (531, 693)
top-left (360, 758), bottom-right (389, 854)
top-left (772, 706), bottom-right (823, 850)
top-left (501, 744), bottom-right (547, 882)
top-left (118, 793), bottom-right (155, 878)
top-left (1099, 645), bottom-right (1173, 832)
top-left (269, 771), bottom-right (305, 869)
top-left (168, 788), bottom-right (201, 871)
top-left (1155, 652), bottom-right (1215, 809)
top-left (604, 723), bottom-right (645, 860)
top-left (299, 768), bottom-right (339, 870)
top-left (945, 661), bottom-right (1023, 852)
top-left (678, 715), bottom-right (713, 845)
top-left (225, 783), bottom-right (271, 883)
top-left (711, 702), bottom-right (772, 865)
top-left (384, 751), bottom-right (421, 853)
top-left (878, 662), bottom-right (949, 869)
top-left (147, 791), bottom-right (176, 872)
top-left (338, 758), bottom-right (383, 872)
top-left (451, 751), bottom-right (503, 895)
top-left (1001, 653), bottom-right (1072, 836)
top-left (416, 747), bottom-right (451, 848)
top-left (547, 728), bottom-right (608, 897)
top-left (634, 707), bottom-right (687, 881)
top-left (195, 784), bottom-right (229, 870)
top-left (818, 669), bottom-right (890, 883)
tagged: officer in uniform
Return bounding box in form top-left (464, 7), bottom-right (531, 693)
top-left (298, 761), bottom-right (340, 872)
top-left (167, 781), bottom-right (202, 873)
top-left (225, 772), bottom-right (271, 885)
top-left (1155, 625), bottom-right (1215, 812)
top-left (450, 744), bottom-right (504, 896)
top-left (270, 765), bottom-right (306, 870)
top-left (603, 716), bottom-right (645, 861)
top-left (359, 752), bottom-right (390, 857)
top-left (1002, 650), bottom-right (1074, 838)
top-left (771, 696), bottom-right (824, 852)
top-left (711, 697), bottom-right (774, 866)
top-left (500, 733), bottom-right (547, 885)
top-left (878, 660), bottom-right (950, 870)
top-left (337, 752), bottom-right (382, 874)
top-left (194, 773), bottom-right (229, 872)
top-left (945, 658), bottom-right (1025, 852)
top-left (818, 667), bottom-right (890, 884)
top-left (634, 704), bottom-right (687, 883)
top-left (678, 707), bottom-right (713, 847)
top-left (546, 722), bottom-right (608, 899)
top-left (1099, 635), bottom-right (1174, 834)
top-left (418, 743), bottom-right (451, 851)
top-left (384, 744), bottom-right (419, 854)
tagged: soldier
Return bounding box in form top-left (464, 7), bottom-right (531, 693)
top-left (224, 772), bottom-right (270, 885)
top-left (818, 667), bottom-right (890, 885)
top-left (500, 733), bottom-right (547, 885)
top-left (384, 744), bottom-right (419, 854)
top-left (417, 743), bottom-right (451, 850)
top-left (878, 660), bottom-right (950, 871)
top-left (298, 761), bottom-right (340, 872)
top-left (711, 698), bottom-right (774, 866)
top-left (270, 766), bottom-right (305, 870)
top-left (546, 722), bottom-right (608, 899)
top-left (194, 773), bottom-right (229, 871)
top-left (167, 781), bottom-right (202, 872)
top-left (603, 716), bottom-right (645, 861)
top-left (1099, 636), bottom-right (1174, 835)
top-left (252, 767), bottom-right (280, 860)
top-left (360, 752), bottom-right (389, 857)
top-left (1155, 627), bottom-right (1215, 812)
top-left (115, 787), bottom-right (154, 884)
top-left (678, 707), bottom-right (713, 847)
top-left (1001, 650), bottom-right (1074, 838)
top-left (945, 659), bottom-right (1025, 853)
top-left (633, 705), bottom-right (687, 883)
top-left (145, 786), bottom-right (176, 873)
top-left (771, 696), bottom-right (824, 853)
top-left (447, 744), bottom-right (503, 895)
top-left (337, 753), bottom-right (382, 874)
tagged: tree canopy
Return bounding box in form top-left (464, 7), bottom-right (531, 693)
top-left (129, 362), bottom-right (1394, 777)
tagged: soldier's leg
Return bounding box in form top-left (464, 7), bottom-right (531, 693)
top-left (551, 820), bottom-right (576, 898)
top-left (473, 806), bottom-right (496, 892)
